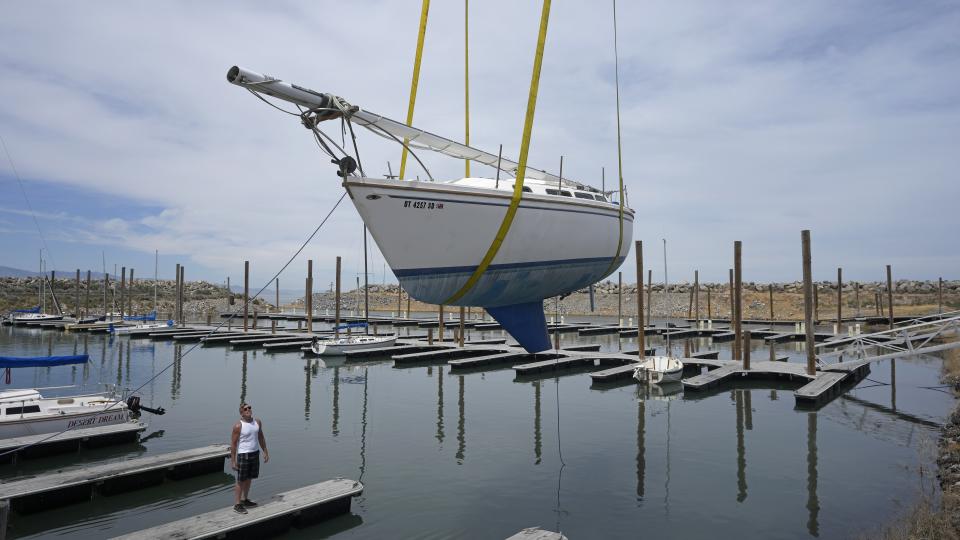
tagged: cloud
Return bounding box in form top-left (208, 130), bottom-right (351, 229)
top-left (0, 0), bottom-right (957, 288)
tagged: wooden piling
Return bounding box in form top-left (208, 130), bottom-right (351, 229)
top-left (876, 290), bottom-right (882, 316)
top-left (886, 265), bottom-right (894, 330)
top-left (439, 304), bottom-right (445, 341)
top-left (120, 266), bottom-right (126, 320)
top-left (939, 277), bottom-right (943, 315)
top-left (103, 272), bottom-right (109, 319)
top-left (813, 286), bottom-right (819, 321)
top-left (75, 269), bottom-right (81, 318)
top-left (836, 268), bottom-right (842, 333)
top-left (84, 270), bottom-right (91, 318)
top-left (243, 261), bottom-right (249, 332)
top-left (129, 268), bottom-right (134, 316)
top-left (733, 242), bottom-right (742, 361)
top-left (728, 269), bottom-right (734, 321)
top-left (407, 295), bottom-right (411, 317)
top-left (428, 327), bottom-right (434, 345)
top-left (636, 241), bottom-right (645, 359)
top-left (694, 270), bottom-right (700, 324)
top-left (707, 287), bottom-right (712, 320)
top-left (855, 281), bottom-right (861, 317)
top-left (459, 306), bottom-right (465, 347)
top-left (335, 256), bottom-right (341, 339)
top-left (398, 285), bottom-right (403, 317)
top-left (179, 265), bottom-right (185, 326)
top-left (801, 230), bottom-right (815, 376)
top-left (275, 278), bottom-right (280, 314)
top-left (768, 285), bottom-right (774, 320)
top-left (742, 330), bottom-right (751, 370)
top-left (307, 260), bottom-right (314, 335)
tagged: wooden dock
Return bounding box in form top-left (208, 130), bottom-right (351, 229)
top-left (0, 422), bottom-right (147, 464)
top-left (109, 478), bottom-right (363, 540)
top-left (506, 527), bottom-right (568, 540)
top-left (0, 444), bottom-right (229, 514)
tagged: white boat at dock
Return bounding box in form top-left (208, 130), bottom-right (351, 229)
top-left (0, 388), bottom-right (132, 439)
top-left (633, 356), bottom-right (685, 385)
top-left (310, 335), bottom-right (397, 356)
top-left (110, 320), bottom-right (173, 335)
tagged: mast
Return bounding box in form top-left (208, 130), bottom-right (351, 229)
top-left (364, 226), bottom-right (369, 334)
top-left (38, 250), bottom-right (42, 308)
top-left (663, 238), bottom-right (670, 356)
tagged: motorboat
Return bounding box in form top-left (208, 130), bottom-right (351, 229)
top-left (109, 320), bottom-right (173, 335)
top-left (0, 387), bottom-right (132, 439)
top-left (633, 356), bottom-right (685, 385)
top-left (227, 67), bottom-right (634, 354)
top-left (310, 334), bottom-right (397, 356)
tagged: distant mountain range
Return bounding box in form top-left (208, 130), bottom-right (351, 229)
top-left (0, 266), bottom-right (109, 279)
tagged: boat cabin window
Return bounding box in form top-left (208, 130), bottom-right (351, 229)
top-left (574, 192), bottom-right (594, 200)
top-left (6, 405), bottom-right (41, 415)
top-left (594, 194), bottom-right (607, 201)
top-left (512, 185), bottom-right (533, 193)
top-left (545, 189), bottom-right (573, 197)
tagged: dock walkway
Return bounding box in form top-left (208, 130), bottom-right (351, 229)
top-left (110, 478), bottom-right (363, 540)
top-left (0, 444), bottom-right (229, 513)
top-left (0, 422), bottom-right (147, 464)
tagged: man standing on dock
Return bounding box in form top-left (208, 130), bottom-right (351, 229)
top-left (230, 402), bottom-right (269, 514)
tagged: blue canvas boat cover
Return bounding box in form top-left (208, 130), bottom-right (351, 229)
top-left (0, 355), bottom-right (90, 368)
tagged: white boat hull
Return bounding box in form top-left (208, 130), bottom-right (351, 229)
top-left (311, 335), bottom-right (397, 356)
top-left (0, 408), bottom-right (132, 439)
top-left (345, 178), bottom-right (633, 307)
top-left (634, 356), bottom-right (685, 385)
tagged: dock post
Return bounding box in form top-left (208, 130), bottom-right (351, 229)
top-left (335, 256), bottom-right (341, 339)
top-left (855, 281), bottom-right (861, 317)
top-left (940, 277), bottom-right (944, 314)
top-left (428, 327), bottom-right (434, 345)
top-left (886, 265), bottom-right (894, 330)
top-left (706, 287), bottom-right (712, 321)
top-left (120, 266), bottom-right (126, 320)
top-left (813, 286), bottom-right (819, 322)
top-left (694, 269), bottom-right (700, 325)
top-left (275, 278), bottom-right (280, 313)
top-left (179, 265), bottom-right (185, 326)
top-left (103, 272), bottom-right (109, 319)
top-left (836, 268), bottom-right (842, 334)
top-left (742, 330), bottom-right (751, 370)
top-left (253, 311), bottom-right (258, 330)
top-left (206, 312), bottom-right (211, 326)
top-left (439, 305), bottom-right (445, 341)
top-left (728, 268), bottom-right (734, 322)
top-left (243, 261), bottom-right (249, 332)
top-left (75, 269), bottom-right (81, 318)
top-left (636, 241), bottom-right (645, 359)
top-left (801, 230), bottom-right (816, 376)
top-left (459, 306), bottom-right (465, 347)
top-left (407, 295), bottom-right (411, 319)
top-left (398, 285), bottom-right (403, 318)
top-left (307, 260), bottom-right (314, 335)
top-left (646, 269), bottom-right (652, 326)
top-left (271, 319), bottom-right (276, 335)
top-left (618, 271), bottom-right (623, 326)
top-left (733, 242), bottom-right (742, 361)
top-left (129, 268), bottom-right (135, 317)
top-left (85, 270), bottom-right (91, 318)
top-left (769, 285), bottom-right (774, 320)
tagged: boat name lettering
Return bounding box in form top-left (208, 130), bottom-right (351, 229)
top-left (67, 412), bottom-right (126, 429)
top-left (403, 200), bottom-right (443, 210)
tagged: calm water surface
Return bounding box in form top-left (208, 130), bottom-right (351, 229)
top-left (0, 318), bottom-right (952, 539)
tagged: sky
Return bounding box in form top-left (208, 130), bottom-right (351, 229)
top-left (1, 0), bottom-right (958, 292)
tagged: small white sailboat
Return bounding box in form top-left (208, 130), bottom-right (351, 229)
top-left (0, 388), bottom-right (132, 439)
top-left (110, 320), bottom-right (173, 335)
top-left (633, 356), bottom-right (684, 385)
top-left (310, 334), bottom-right (397, 356)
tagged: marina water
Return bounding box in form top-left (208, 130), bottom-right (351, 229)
top-left (0, 318), bottom-right (952, 539)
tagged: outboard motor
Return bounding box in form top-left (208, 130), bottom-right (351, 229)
top-left (126, 396), bottom-right (166, 416)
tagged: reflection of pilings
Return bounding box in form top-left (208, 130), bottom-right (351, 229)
top-left (807, 412), bottom-right (820, 537)
top-left (534, 381), bottom-right (541, 465)
top-left (637, 397), bottom-right (645, 501)
top-left (735, 390), bottom-right (747, 502)
top-left (840, 394), bottom-right (941, 429)
top-left (436, 366), bottom-right (444, 444)
top-left (891, 359), bottom-right (897, 412)
top-left (240, 351), bottom-right (248, 405)
top-left (171, 344), bottom-right (182, 400)
top-left (117, 340), bottom-right (123, 386)
top-left (304, 358), bottom-right (311, 421)
top-left (744, 390), bottom-right (753, 430)
top-left (456, 375), bottom-right (465, 463)
top-left (332, 366), bottom-right (340, 436)
top-left (359, 368), bottom-right (368, 480)
top-left (101, 337), bottom-right (106, 367)
top-left (125, 340), bottom-right (131, 382)
top-left (770, 390), bottom-right (778, 401)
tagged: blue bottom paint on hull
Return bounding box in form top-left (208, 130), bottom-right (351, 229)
top-left (396, 256), bottom-right (625, 353)
top-left (396, 256), bottom-right (625, 308)
top-left (486, 301), bottom-right (552, 353)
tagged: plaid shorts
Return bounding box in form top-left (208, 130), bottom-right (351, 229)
top-left (236, 451), bottom-right (260, 482)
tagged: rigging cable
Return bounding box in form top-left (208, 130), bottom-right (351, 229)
top-left (601, 0), bottom-right (626, 277)
top-left (0, 192), bottom-right (348, 459)
top-left (0, 134), bottom-right (58, 271)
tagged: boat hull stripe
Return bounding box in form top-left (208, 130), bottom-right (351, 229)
top-left (385, 194), bottom-right (634, 221)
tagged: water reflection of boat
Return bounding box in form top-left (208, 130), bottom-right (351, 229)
top-left (310, 335), bottom-right (396, 356)
top-left (633, 356), bottom-right (684, 385)
top-left (644, 380), bottom-right (683, 400)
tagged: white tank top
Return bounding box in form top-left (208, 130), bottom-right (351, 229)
top-left (237, 419), bottom-right (260, 453)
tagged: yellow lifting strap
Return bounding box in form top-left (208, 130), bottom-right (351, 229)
top-left (464, 0), bottom-right (471, 178)
top-left (602, 0), bottom-right (626, 277)
top-left (444, 0), bottom-right (552, 305)
top-left (399, 0), bottom-right (431, 180)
